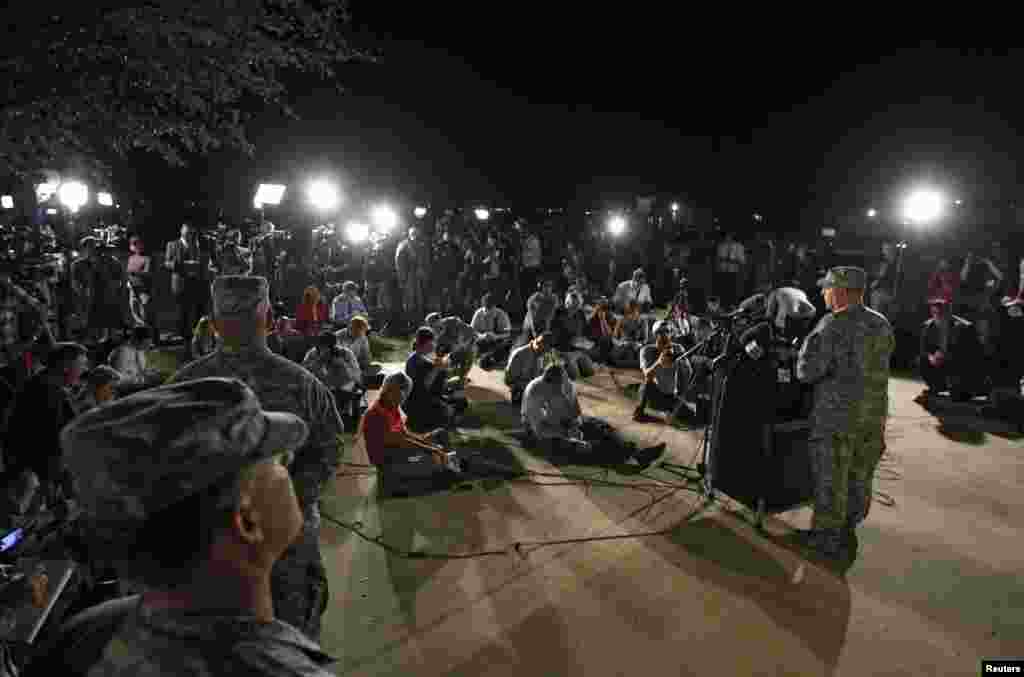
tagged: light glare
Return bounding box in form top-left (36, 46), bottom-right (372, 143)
top-left (36, 182), bottom-right (59, 203)
top-left (608, 215), bottom-right (627, 236)
top-left (867, 208), bottom-right (877, 218)
top-left (58, 181), bottom-right (89, 212)
top-left (346, 221), bottom-right (370, 244)
top-left (1, 196), bottom-right (12, 209)
top-left (98, 192), bottom-right (113, 207)
top-left (371, 205), bottom-right (399, 233)
top-left (474, 208), bottom-right (490, 221)
top-left (414, 206), bottom-right (428, 218)
top-left (903, 189), bottom-right (944, 224)
top-left (255, 183), bottom-right (286, 207)
top-left (307, 180), bottom-right (340, 211)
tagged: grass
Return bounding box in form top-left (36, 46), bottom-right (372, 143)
top-left (369, 333), bottom-right (410, 364)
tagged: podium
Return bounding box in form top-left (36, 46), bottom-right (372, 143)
top-left (705, 348), bottom-right (815, 525)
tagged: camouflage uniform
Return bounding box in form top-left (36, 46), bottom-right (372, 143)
top-left (169, 277), bottom-right (344, 640)
top-left (797, 267), bottom-right (894, 556)
top-left (61, 378), bottom-right (335, 676)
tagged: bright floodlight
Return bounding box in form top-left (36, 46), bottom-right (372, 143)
top-left (255, 183), bottom-right (286, 209)
top-left (867, 208), bottom-right (877, 218)
top-left (307, 180), bottom-right (340, 211)
top-left (670, 202), bottom-right (680, 212)
top-left (903, 189), bottom-right (944, 224)
top-left (474, 208), bottom-right (490, 221)
top-left (608, 215), bottom-right (627, 236)
top-left (58, 181), bottom-right (89, 213)
top-left (414, 206), bottom-right (428, 219)
top-left (36, 182), bottom-right (59, 203)
top-left (1, 196), bottom-right (13, 209)
top-left (97, 192), bottom-right (113, 207)
top-left (46, 208), bottom-right (58, 215)
top-left (346, 221), bottom-right (370, 244)
top-left (371, 204), bottom-right (399, 233)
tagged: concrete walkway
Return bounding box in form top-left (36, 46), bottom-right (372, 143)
top-left (317, 363), bottom-right (1024, 676)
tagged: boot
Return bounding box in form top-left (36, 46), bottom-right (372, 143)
top-left (633, 442), bottom-right (668, 467)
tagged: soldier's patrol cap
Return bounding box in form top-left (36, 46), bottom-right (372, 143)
top-left (62, 378), bottom-right (308, 526)
top-left (211, 275), bottom-right (270, 316)
top-left (817, 266), bottom-right (867, 289)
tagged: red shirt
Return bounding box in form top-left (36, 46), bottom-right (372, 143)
top-left (927, 271), bottom-right (958, 304)
top-left (294, 301), bottom-right (328, 336)
top-left (361, 400), bottom-right (405, 465)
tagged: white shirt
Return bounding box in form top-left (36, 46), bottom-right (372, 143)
top-left (614, 280), bottom-right (653, 310)
top-left (471, 306), bottom-right (511, 337)
top-left (522, 377), bottom-right (581, 439)
top-left (109, 344), bottom-right (147, 385)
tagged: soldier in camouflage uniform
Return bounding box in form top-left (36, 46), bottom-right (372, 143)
top-left (796, 266), bottom-right (894, 560)
top-left (169, 276), bottom-right (344, 640)
top-left (61, 378), bottom-right (336, 675)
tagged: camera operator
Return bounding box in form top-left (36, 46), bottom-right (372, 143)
top-left (918, 298), bottom-right (985, 402)
top-left (795, 267), bottom-right (894, 561)
top-left (302, 331), bottom-right (364, 429)
top-left (633, 321), bottom-right (700, 424)
top-left (506, 332), bottom-right (551, 404)
top-left (425, 312), bottom-right (477, 387)
top-left (404, 327), bottom-right (466, 432)
top-left (523, 364), bottom-right (665, 466)
top-left (59, 378), bottom-right (336, 675)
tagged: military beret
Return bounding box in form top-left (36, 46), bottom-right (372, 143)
top-left (211, 275), bottom-right (269, 316)
top-left (817, 266), bottom-right (867, 289)
top-left (62, 377), bottom-right (308, 526)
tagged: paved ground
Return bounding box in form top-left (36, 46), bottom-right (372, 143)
top-left (315, 361), bottom-right (1024, 676)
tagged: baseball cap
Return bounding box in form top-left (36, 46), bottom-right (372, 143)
top-left (62, 378), bottom-right (308, 526)
top-left (817, 266), bottom-right (867, 289)
top-left (211, 276), bottom-right (270, 317)
top-left (651, 320), bottom-right (671, 335)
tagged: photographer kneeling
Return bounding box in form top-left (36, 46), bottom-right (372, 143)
top-left (302, 331), bottom-right (364, 429)
top-left (523, 364), bottom-right (665, 467)
top-left (634, 321), bottom-right (702, 424)
top-left (57, 378), bottom-right (336, 675)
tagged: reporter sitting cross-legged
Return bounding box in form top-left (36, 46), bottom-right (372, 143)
top-left (57, 378), bottom-right (336, 675)
top-left (505, 331), bottom-right (551, 404)
top-left (360, 372), bottom-right (462, 489)
top-left (470, 293), bottom-right (514, 369)
top-left (634, 320), bottom-right (696, 424)
top-left (522, 363), bottom-right (665, 467)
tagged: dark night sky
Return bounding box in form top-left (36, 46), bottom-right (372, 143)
top-left (131, 10), bottom-right (1024, 233)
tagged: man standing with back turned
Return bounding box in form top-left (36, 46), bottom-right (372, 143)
top-left (170, 276), bottom-right (344, 640)
top-left (796, 266), bottom-right (894, 561)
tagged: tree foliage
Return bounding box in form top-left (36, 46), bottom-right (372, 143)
top-left (0, 1), bottom-right (366, 182)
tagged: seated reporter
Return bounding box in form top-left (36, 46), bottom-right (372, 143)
top-left (610, 301), bottom-right (647, 368)
top-left (425, 311), bottom-right (477, 387)
top-left (336, 315), bottom-right (383, 388)
top-left (361, 372), bottom-right (461, 484)
top-left (404, 327), bottom-right (467, 432)
top-left (330, 280), bottom-right (369, 327)
top-left (505, 331), bottom-right (550, 403)
top-left (522, 364), bottom-right (665, 466)
top-left (919, 297), bottom-right (985, 401)
top-left (550, 291), bottom-right (596, 380)
top-left (60, 378), bottom-right (335, 675)
top-left (470, 293), bottom-right (514, 369)
top-left (586, 297), bottom-right (615, 364)
top-left (634, 321), bottom-right (698, 423)
top-left (108, 325), bottom-right (162, 392)
top-left (302, 331), bottom-right (364, 427)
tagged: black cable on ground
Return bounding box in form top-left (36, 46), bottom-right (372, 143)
top-left (320, 496), bottom-right (710, 562)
